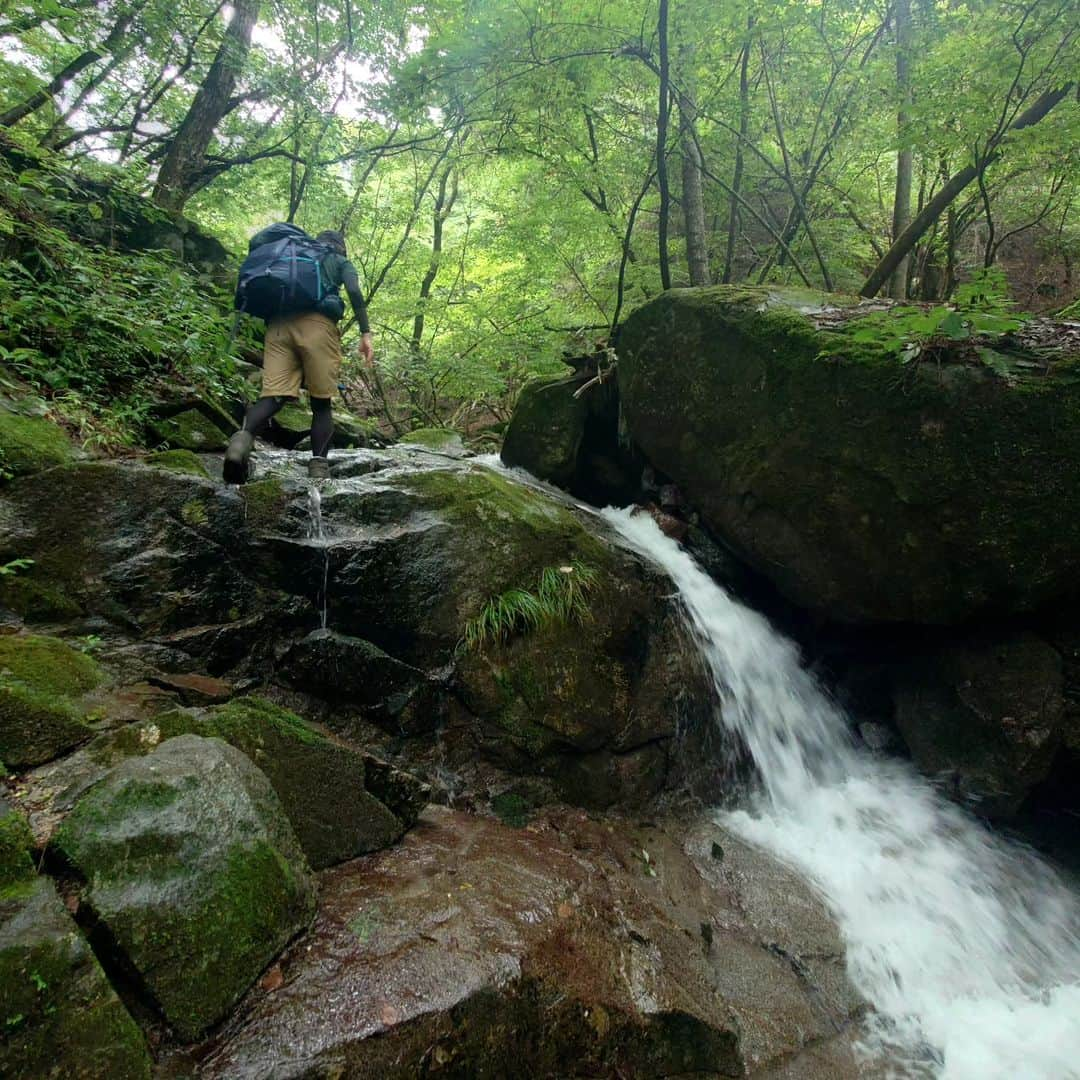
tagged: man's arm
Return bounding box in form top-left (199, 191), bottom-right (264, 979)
top-left (341, 260), bottom-right (373, 364)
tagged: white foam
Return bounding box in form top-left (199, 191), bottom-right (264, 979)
top-left (603, 506), bottom-right (1080, 1079)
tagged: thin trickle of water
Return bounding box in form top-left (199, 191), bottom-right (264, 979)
top-left (602, 506), bottom-right (1080, 1080)
top-left (306, 484), bottom-right (330, 630)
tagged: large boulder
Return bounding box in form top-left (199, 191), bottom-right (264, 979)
top-left (0, 451), bottom-right (715, 809)
top-left (893, 632), bottom-right (1065, 819)
top-left (195, 807), bottom-right (864, 1079)
top-left (618, 286), bottom-right (1080, 625)
top-left (52, 735), bottom-right (316, 1039)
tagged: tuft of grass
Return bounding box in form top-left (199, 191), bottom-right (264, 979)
top-left (464, 562), bottom-right (598, 651)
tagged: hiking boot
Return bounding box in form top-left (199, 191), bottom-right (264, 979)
top-left (307, 456), bottom-right (331, 481)
top-left (223, 430), bottom-right (255, 485)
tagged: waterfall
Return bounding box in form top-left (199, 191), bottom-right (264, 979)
top-left (306, 484), bottom-right (330, 630)
top-left (602, 507), bottom-right (1080, 1079)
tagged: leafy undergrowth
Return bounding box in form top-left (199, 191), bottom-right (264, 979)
top-left (0, 145), bottom-right (246, 450)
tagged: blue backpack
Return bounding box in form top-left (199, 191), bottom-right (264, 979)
top-left (234, 223), bottom-right (334, 321)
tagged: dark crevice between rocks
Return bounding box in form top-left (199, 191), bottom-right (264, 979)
top-left (39, 848), bottom-right (168, 1041)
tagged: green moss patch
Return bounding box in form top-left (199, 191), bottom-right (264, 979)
top-left (0, 805), bottom-right (34, 892)
top-left (0, 412), bottom-right (72, 478)
top-left (0, 635), bottom-right (103, 769)
top-left (242, 474), bottom-right (291, 530)
top-left (401, 427), bottom-right (463, 451)
top-left (150, 407), bottom-right (231, 451)
top-left (146, 449), bottom-right (210, 478)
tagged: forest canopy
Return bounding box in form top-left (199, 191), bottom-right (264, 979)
top-left (1, 0), bottom-right (1077, 432)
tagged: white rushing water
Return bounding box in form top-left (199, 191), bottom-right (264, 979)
top-left (602, 507), bottom-right (1080, 1080)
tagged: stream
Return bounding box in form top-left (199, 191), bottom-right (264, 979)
top-left (603, 507), bottom-right (1080, 1080)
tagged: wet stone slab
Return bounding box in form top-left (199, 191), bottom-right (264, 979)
top-left (182, 806), bottom-right (865, 1079)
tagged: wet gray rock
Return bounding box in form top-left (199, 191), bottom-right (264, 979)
top-left (52, 735), bottom-right (316, 1040)
top-left (893, 632), bottom-right (1065, 818)
top-left (189, 807), bottom-right (864, 1079)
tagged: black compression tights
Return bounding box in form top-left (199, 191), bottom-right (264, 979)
top-left (244, 396), bottom-right (334, 458)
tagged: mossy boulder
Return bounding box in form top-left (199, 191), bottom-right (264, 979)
top-left (145, 449), bottom-right (210, 478)
top-left (0, 634), bottom-right (103, 769)
top-left (157, 696), bottom-right (428, 869)
top-left (893, 632), bottom-right (1065, 819)
top-left (618, 286), bottom-right (1080, 624)
top-left (149, 407), bottom-right (232, 452)
top-left (310, 465), bottom-right (712, 807)
top-left (0, 410), bottom-right (72, 478)
top-left (501, 375), bottom-right (589, 486)
top-left (0, 877), bottom-right (151, 1079)
top-left (52, 734), bottom-right (316, 1040)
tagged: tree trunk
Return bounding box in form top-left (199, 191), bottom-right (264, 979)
top-left (0, 5), bottom-right (139, 129)
top-left (888, 0), bottom-right (914, 298)
top-left (152, 0), bottom-right (260, 211)
top-left (860, 83), bottom-right (1073, 298)
top-left (722, 26), bottom-right (752, 284)
top-left (678, 48), bottom-right (709, 286)
top-left (411, 165), bottom-right (458, 358)
top-left (656, 0), bottom-right (672, 290)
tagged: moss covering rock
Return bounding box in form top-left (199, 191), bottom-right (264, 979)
top-left (500, 375), bottom-right (589, 486)
top-left (0, 634), bottom-right (103, 769)
top-left (618, 285), bottom-right (1080, 624)
top-left (161, 696), bottom-right (428, 869)
top-left (400, 427), bottom-right (466, 454)
top-left (312, 465), bottom-right (712, 807)
top-left (149, 407), bottom-right (232, 452)
top-left (52, 734), bottom-right (316, 1040)
top-left (0, 877), bottom-right (151, 1079)
top-left (145, 449), bottom-right (210, 478)
top-left (0, 797), bottom-right (34, 890)
top-left (0, 410), bottom-right (73, 478)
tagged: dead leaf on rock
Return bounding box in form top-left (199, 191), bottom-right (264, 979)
top-left (260, 965), bottom-right (284, 992)
top-left (379, 1002), bottom-right (399, 1026)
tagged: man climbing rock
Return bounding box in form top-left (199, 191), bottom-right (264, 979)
top-left (224, 228), bottom-right (374, 484)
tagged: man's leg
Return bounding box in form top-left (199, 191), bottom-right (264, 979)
top-left (296, 313), bottom-right (342, 479)
top-left (224, 318), bottom-right (302, 484)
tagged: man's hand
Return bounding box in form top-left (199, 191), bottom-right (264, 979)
top-left (359, 333), bottom-right (374, 366)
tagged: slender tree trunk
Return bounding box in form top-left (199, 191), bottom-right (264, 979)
top-left (152, 0), bottom-right (260, 211)
top-left (611, 167), bottom-right (657, 334)
top-left (860, 83), bottom-right (1073, 297)
top-left (888, 0), bottom-right (914, 298)
top-left (0, 6), bottom-right (138, 129)
top-left (723, 25), bottom-right (753, 284)
top-left (656, 0), bottom-right (672, 290)
top-left (678, 47), bottom-right (709, 285)
top-left (411, 165), bottom-right (458, 358)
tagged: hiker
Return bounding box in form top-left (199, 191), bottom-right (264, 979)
top-left (224, 226), bottom-right (374, 483)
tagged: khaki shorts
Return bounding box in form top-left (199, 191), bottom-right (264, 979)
top-left (261, 311), bottom-right (342, 399)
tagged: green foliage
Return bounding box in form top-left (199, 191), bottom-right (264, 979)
top-left (0, 153), bottom-right (242, 447)
top-left (464, 561), bottom-right (598, 651)
top-left (0, 559), bottom-right (33, 578)
top-left (834, 270), bottom-right (1029, 365)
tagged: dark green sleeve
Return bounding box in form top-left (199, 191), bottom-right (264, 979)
top-left (338, 257), bottom-right (370, 334)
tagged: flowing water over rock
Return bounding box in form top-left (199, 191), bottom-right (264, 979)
top-left (603, 508), bottom-right (1080, 1080)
